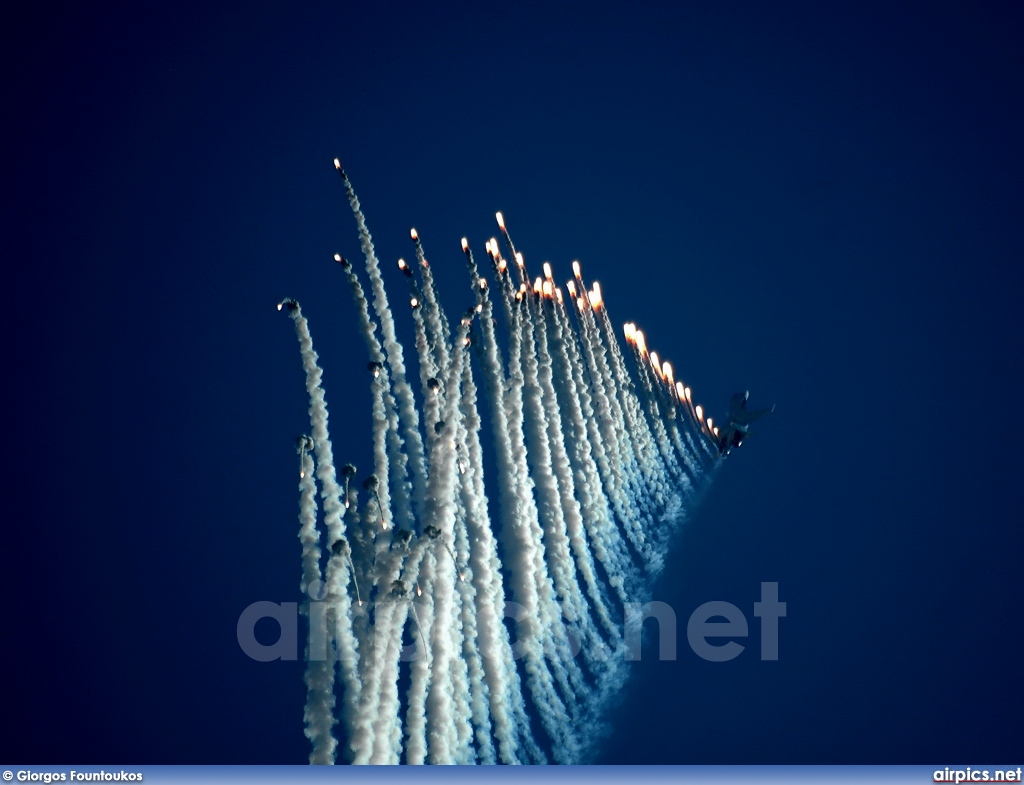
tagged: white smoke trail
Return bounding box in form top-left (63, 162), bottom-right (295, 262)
top-left (581, 301), bottom-right (663, 532)
top-left (278, 166), bottom-right (742, 765)
top-left (420, 325), bottom-right (471, 764)
top-left (571, 297), bottom-right (656, 566)
top-left (595, 313), bottom-right (688, 544)
top-left (336, 162), bottom-right (429, 519)
top-left (410, 230), bottom-right (452, 377)
top-left (359, 537), bottom-right (419, 764)
top-left (297, 446), bottom-right (337, 764)
top-left (542, 299), bottom-right (629, 635)
top-left (462, 295), bottom-right (529, 764)
top-left (451, 387), bottom-right (498, 763)
top-left (337, 256), bottom-right (415, 533)
top-left (505, 292), bottom-right (584, 763)
top-left (403, 549), bottom-right (436, 764)
top-left (296, 443), bottom-right (323, 597)
top-left (525, 293), bottom-right (615, 693)
top-left (550, 300), bottom-right (639, 602)
top-left (475, 276), bottom-right (574, 761)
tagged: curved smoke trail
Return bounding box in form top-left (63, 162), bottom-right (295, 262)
top-left (278, 162), bottom-right (726, 764)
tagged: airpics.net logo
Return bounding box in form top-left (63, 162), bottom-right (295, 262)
top-left (934, 768), bottom-right (1023, 783)
top-left (235, 581), bottom-right (786, 663)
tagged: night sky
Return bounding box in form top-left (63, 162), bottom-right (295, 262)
top-left (4, 0), bottom-right (1023, 765)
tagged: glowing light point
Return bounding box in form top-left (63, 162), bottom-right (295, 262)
top-left (572, 260), bottom-right (582, 279)
top-left (516, 252), bottom-right (525, 268)
top-left (410, 227), bottom-right (419, 240)
top-left (276, 303), bottom-right (283, 311)
top-left (685, 386), bottom-right (692, 401)
top-left (333, 158), bottom-right (341, 169)
top-left (411, 297), bottom-right (419, 308)
top-left (543, 262), bottom-right (553, 280)
top-left (695, 405), bottom-right (703, 420)
top-left (495, 211), bottom-right (505, 229)
top-left (542, 281), bottom-right (552, 297)
top-left (461, 237), bottom-right (469, 252)
top-left (567, 281), bottom-right (577, 297)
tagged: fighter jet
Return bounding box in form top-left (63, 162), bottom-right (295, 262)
top-left (715, 391), bottom-right (774, 456)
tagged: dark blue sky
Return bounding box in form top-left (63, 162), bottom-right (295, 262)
top-left (4, 0), bottom-right (1022, 765)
